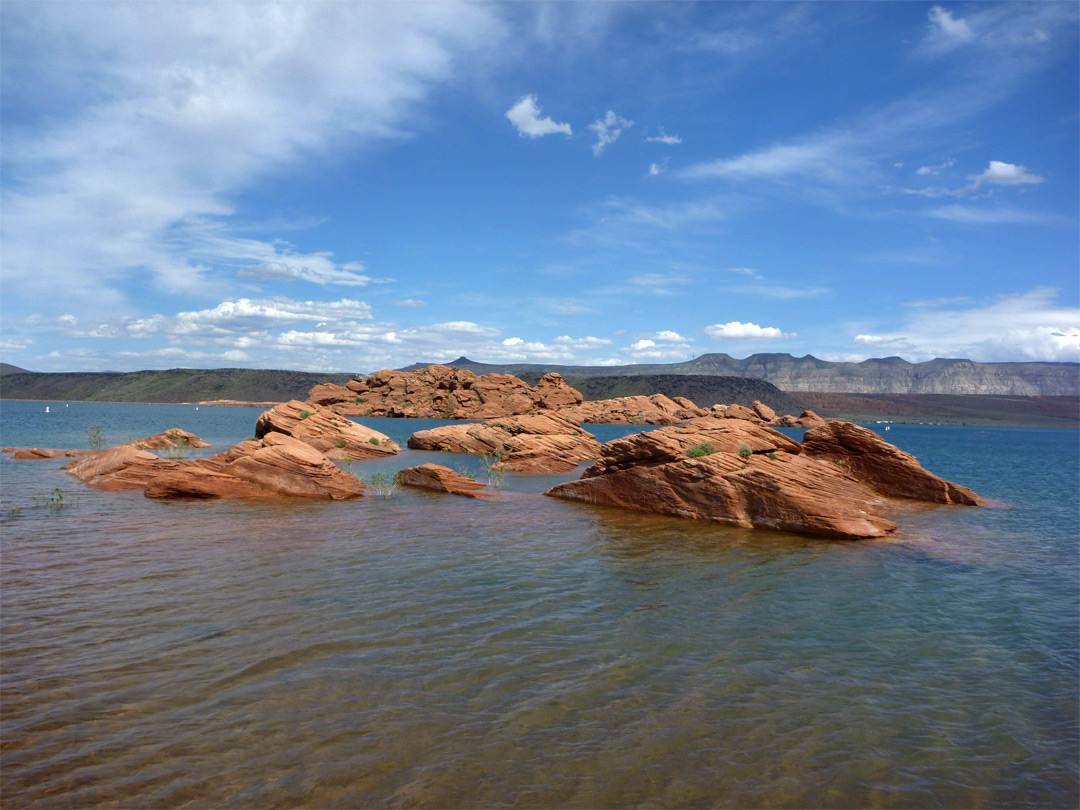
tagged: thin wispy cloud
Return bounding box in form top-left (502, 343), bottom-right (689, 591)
top-left (588, 109), bottom-right (633, 156)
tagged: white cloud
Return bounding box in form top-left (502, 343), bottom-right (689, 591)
top-left (850, 287), bottom-right (1080, 362)
top-left (502, 337), bottom-right (524, 346)
top-left (926, 204), bottom-right (1054, 225)
top-left (390, 299), bottom-right (427, 307)
top-left (627, 272), bottom-right (692, 296)
top-left (554, 335), bottom-right (613, 349)
top-left (128, 297), bottom-right (373, 339)
top-left (238, 259), bottom-right (372, 286)
top-left (648, 160), bottom-right (668, 176)
top-left (916, 158), bottom-right (956, 176)
top-left (588, 109), bottom-right (633, 156)
top-left (630, 339), bottom-right (656, 351)
top-left (1, 3), bottom-right (500, 308)
top-left (970, 160), bottom-right (1044, 185)
top-left (928, 6), bottom-right (976, 47)
top-left (505, 94), bottom-right (572, 138)
top-left (705, 321), bottom-right (795, 340)
top-left (641, 330), bottom-right (691, 343)
top-left (646, 128), bottom-right (682, 144)
top-left (678, 139), bottom-right (857, 183)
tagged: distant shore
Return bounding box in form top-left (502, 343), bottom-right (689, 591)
top-left (2, 394), bottom-right (1075, 429)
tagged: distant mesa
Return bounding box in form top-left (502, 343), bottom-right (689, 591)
top-left (0, 362), bottom-right (31, 375)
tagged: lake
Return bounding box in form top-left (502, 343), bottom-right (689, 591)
top-left (1, 399), bottom-right (1077, 808)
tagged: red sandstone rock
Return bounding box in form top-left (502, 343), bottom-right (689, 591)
top-left (63, 446), bottom-right (178, 491)
top-left (128, 428), bottom-right (211, 450)
top-left (801, 421), bottom-right (984, 505)
top-left (407, 411), bottom-right (601, 473)
top-left (255, 400), bottom-right (398, 459)
top-left (713, 403), bottom-right (763, 422)
top-left (396, 463), bottom-right (493, 498)
top-left (4, 448), bottom-right (92, 459)
top-left (774, 410), bottom-right (828, 428)
top-left (307, 365), bottom-right (584, 420)
top-left (560, 393), bottom-right (703, 425)
top-left (545, 416), bottom-right (983, 540)
top-left (752, 400), bottom-right (777, 422)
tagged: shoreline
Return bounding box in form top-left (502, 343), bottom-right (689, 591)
top-left (1, 396), bottom-right (1075, 429)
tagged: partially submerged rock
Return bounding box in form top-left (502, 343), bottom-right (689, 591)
top-left (774, 409), bottom-right (828, 428)
top-left (3, 447), bottom-right (92, 459)
top-left (407, 411), bottom-right (601, 473)
top-left (802, 421), bottom-right (984, 505)
top-left (63, 446), bottom-right (178, 491)
top-left (308, 365), bottom-right (583, 420)
top-left (560, 394), bottom-right (707, 425)
top-left (255, 400), bottom-right (398, 459)
top-left (128, 428), bottom-right (211, 451)
top-left (546, 417), bottom-right (983, 539)
top-left (396, 463), bottom-right (493, 498)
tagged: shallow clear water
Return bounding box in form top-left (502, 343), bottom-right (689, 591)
top-left (1, 401), bottom-right (1077, 808)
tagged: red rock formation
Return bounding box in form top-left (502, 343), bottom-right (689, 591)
top-left (63, 446), bottom-right (178, 491)
top-left (560, 393), bottom-right (705, 425)
top-left (407, 411), bottom-right (601, 474)
top-left (801, 421), bottom-right (984, 505)
top-left (208, 433), bottom-right (364, 500)
top-left (255, 400), bottom-right (398, 459)
top-left (4, 448), bottom-right (92, 459)
top-left (307, 365), bottom-right (583, 420)
top-left (711, 403), bottom-right (763, 422)
top-left (546, 416), bottom-right (983, 540)
top-left (752, 400), bottom-right (777, 422)
top-left (396, 463), bottom-right (493, 498)
top-left (774, 410), bottom-right (828, 428)
top-left (128, 428), bottom-right (211, 450)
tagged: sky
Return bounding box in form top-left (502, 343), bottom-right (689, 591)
top-left (1, 1), bottom-right (1078, 374)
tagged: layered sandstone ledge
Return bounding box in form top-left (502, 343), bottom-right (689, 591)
top-left (545, 417), bottom-right (984, 539)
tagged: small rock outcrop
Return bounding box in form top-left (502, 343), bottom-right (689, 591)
top-left (255, 400), bottom-right (398, 459)
top-left (801, 421), bottom-right (984, 505)
top-left (128, 428), bottom-right (211, 451)
top-left (774, 410), bottom-right (828, 428)
top-left (407, 412), bottom-right (601, 473)
top-left (66, 433), bottom-right (365, 500)
top-left (396, 464), bottom-right (493, 498)
top-left (545, 417), bottom-right (983, 540)
top-left (560, 394), bottom-right (707, 425)
top-left (308, 365), bottom-right (583, 420)
top-left (3, 447), bottom-right (92, 459)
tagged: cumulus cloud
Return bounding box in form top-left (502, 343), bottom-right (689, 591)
top-left (630, 339), bottom-right (656, 351)
top-left (850, 287), bottom-right (1080, 362)
top-left (648, 160), bottom-right (668, 176)
top-left (639, 330), bottom-right (690, 343)
top-left (970, 160), bottom-right (1045, 185)
top-left (505, 94), bottom-right (573, 138)
top-left (704, 321), bottom-right (795, 340)
top-left (589, 109), bottom-right (633, 156)
top-left (128, 297), bottom-right (373, 339)
top-left (646, 128), bottom-right (681, 144)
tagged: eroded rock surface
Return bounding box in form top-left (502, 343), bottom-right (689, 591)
top-left (3, 447), bottom-right (92, 459)
top-left (128, 428), bottom-right (211, 451)
top-left (308, 366), bottom-right (583, 420)
top-left (560, 394), bottom-right (707, 425)
top-left (396, 463), bottom-right (493, 498)
top-left (546, 416), bottom-right (982, 539)
top-left (63, 446), bottom-right (179, 491)
top-left (407, 412), bottom-right (601, 474)
top-left (255, 400), bottom-right (398, 459)
top-left (802, 421), bottom-right (984, 505)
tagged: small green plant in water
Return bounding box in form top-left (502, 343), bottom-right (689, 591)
top-left (86, 424), bottom-right (105, 451)
top-left (737, 444), bottom-right (753, 460)
top-left (480, 449), bottom-right (505, 487)
top-left (163, 432), bottom-right (191, 460)
top-left (365, 471), bottom-right (400, 498)
top-left (686, 442), bottom-right (716, 458)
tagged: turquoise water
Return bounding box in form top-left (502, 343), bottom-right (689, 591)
top-left (1, 400), bottom-right (1077, 807)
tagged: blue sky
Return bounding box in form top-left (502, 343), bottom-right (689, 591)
top-left (1, 1), bottom-right (1077, 373)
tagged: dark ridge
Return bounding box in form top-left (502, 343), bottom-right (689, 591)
top-left (0, 363), bottom-right (30, 375)
top-left (0, 368), bottom-right (356, 404)
top-left (517, 373), bottom-right (808, 415)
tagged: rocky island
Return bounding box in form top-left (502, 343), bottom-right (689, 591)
top-left (9, 365), bottom-right (985, 540)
